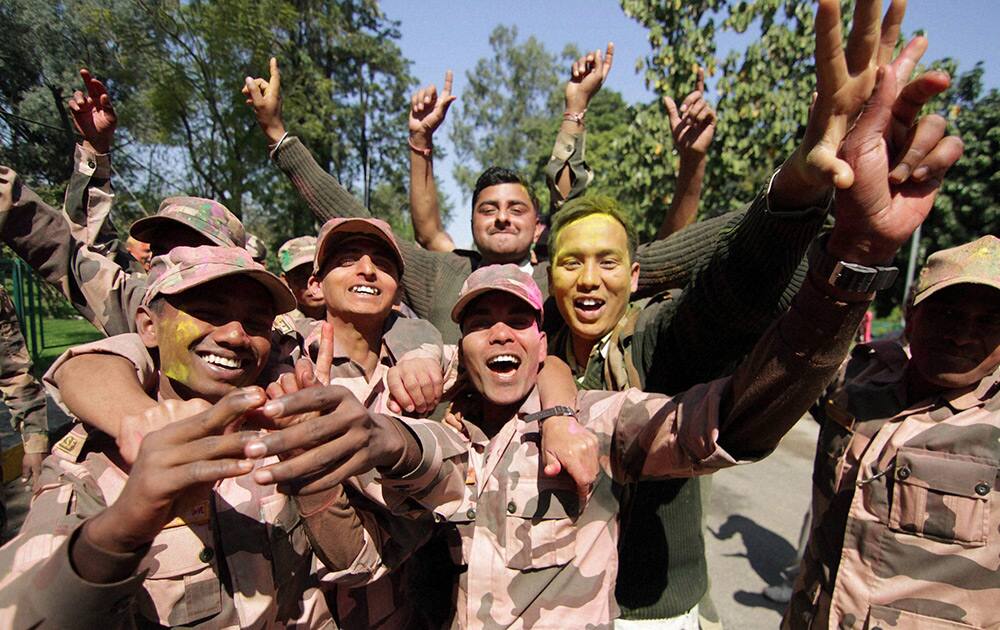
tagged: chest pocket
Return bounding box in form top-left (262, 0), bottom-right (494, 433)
top-left (889, 447), bottom-right (997, 545)
top-left (503, 475), bottom-right (579, 570)
top-left (137, 524), bottom-right (222, 626)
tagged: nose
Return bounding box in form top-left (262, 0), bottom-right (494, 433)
top-left (495, 207), bottom-right (510, 225)
top-left (487, 321), bottom-right (515, 344)
top-left (357, 254), bottom-right (377, 278)
top-left (941, 316), bottom-right (979, 347)
top-left (577, 260), bottom-right (600, 291)
top-left (214, 320), bottom-right (250, 347)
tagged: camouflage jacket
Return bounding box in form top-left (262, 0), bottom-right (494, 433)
top-left (370, 276), bottom-right (870, 629)
top-left (0, 157), bottom-right (144, 337)
top-left (785, 339), bottom-right (1000, 629)
top-left (41, 325), bottom-right (446, 630)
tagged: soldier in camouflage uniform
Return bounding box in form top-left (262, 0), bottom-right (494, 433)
top-left (273, 234), bottom-right (325, 336)
top-left (0, 286), bottom-right (47, 485)
top-left (305, 250), bottom-right (873, 628)
top-left (0, 245), bottom-right (440, 628)
top-left (784, 235), bottom-right (1000, 630)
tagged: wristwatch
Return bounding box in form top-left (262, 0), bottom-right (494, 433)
top-left (808, 234), bottom-right (899, 294)
top-left (525, 406), bottom-right (578, 424)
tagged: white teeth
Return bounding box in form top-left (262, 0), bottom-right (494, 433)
top-left (202, 354), bottom-right (240, 369)
top-left (487, 354), bottom-right (520, 368)
top-left (577, 298), bottom-right (602, 307)
top-left (350, 285), bottom-right (379, 295)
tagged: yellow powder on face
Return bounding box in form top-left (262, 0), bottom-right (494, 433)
top-left (553, 214), bottom-right (629, 261)
top-left (160, 311), bottom-right (202, 384)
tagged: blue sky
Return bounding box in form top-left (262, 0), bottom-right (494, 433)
top-left (380, 0), bottom-right (1000, 248)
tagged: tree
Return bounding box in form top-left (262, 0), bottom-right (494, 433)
top-left (448, 25), bottom-right (567, 197)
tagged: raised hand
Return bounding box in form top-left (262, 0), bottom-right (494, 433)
top-left (84, 388), bottom-right (265, 552)
top-left (828, 63), bottom-right (963, 265)
top-left (247, 385), bottom-right (412, 495)
top-left (243, 57), bottom-right (285, 144)
top-left (409, 70), bottom-right (457, 147)
top-left (565, 42), bottom-right (615, 113)
top-left (775, 0), bottom-right (907, 206)
top-left (68, 69), bottom-right (117, 154)
top-left (664, 66), bottom-right (716, 160)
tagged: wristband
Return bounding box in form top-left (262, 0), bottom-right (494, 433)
top-left (408, 138), bottom-right (433, 157)
top-left (562, 110), bottom-right (586, 126)
top-left (525, 405), bottom-right (578, 424)
top-left (268, 131), bottom-right (289, 159)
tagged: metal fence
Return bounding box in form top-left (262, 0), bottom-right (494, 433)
top-left (1, 257), bottom-right (48, 361)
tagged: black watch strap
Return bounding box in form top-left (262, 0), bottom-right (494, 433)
top-left (524, 406), bottom-right (578, 423)
top-left (808, 234), bottom-right (899, 293)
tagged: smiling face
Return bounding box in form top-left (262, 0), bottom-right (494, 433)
top-left (471, 183), bottom-right (543, 264)
top-left (550, 213), bottom-right (639, 346)
top-left (907, 284), bottom-right (1000, 391)
top-left (460, 292), bottom-right (546, 408)
top-left (310, 234), bottom-right (401, 324)
top-left (138, 276), bottom-right (275, 402)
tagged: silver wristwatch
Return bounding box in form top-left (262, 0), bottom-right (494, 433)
top-left (808, 234), bottom-right (899, 293)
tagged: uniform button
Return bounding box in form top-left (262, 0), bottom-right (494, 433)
top-left (109, 595), bottom-right (132, 614)
top-left (896, 466), bottom-right (910, 480)
top-left (199, 547), bottom-right (214, 563)
top-left (466, 508), bottom-right (476, 520)
top-left (975, 482), bottom-right (991, 496)
top-left (87, 160), bottom-right (96, 169)
top-left (507, 501), bottom-right (517, 514)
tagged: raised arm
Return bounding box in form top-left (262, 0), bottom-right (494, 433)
top-left (244, 58), bottom-right (370, 222)
top-left (545, 43), bottom-right (613, 213)
top-left (657, 67), bottom-right (716, 239)
top-left (408, 71), bottom-right (457, 252)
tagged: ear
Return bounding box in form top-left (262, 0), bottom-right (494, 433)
top-left (537, 330), bottom-right (548, 365)
top-left (307, 273), bottom-right (322, 293)
top-left (630, 261), bottom-right (640, 294)
top-left (136, 306), bottom-right (159, 350)
top-left (533, 219), bottom-right (544, 245)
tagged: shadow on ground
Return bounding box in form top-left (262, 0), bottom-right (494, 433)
top-left (711, 513), bottom-right (795, 613)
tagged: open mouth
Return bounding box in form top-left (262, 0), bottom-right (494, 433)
top-left (196, 351), bottom-right (250, 375)
top-left (349, 284), bottom-right (381, 296)
top-left (486, 354), bottom-right (521, 375)
top-left (573, 296), bottom-right (606, 322)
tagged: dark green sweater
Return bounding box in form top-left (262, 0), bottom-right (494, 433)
top-left (550, 188), bottom-right (824, 618)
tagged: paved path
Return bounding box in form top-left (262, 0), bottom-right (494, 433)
top-left (704, 417), bottom-right (818, 629)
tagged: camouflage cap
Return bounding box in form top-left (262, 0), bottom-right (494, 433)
top-left (130, 197), bottom-right (247, 249)
top-left (143, 245), bottom-right (296, 314)
top-left (314, 217), bottom-right (404, 275)
top-left (245, 233), bottom-right (268, 263)
top-left (913, 235), bottom-right (1000, 306)
top-left (278, 235), bottom-right (317, 273)
top-left (451, 264), bottom-right (544, 323)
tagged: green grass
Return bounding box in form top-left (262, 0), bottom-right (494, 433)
top-left (32, 318), bottom-right (103, 376)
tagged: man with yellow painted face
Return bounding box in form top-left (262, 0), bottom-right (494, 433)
top-left (541, 1), bottom-right (962, 623)
top-left (0, 245), bottom-right (433, 628)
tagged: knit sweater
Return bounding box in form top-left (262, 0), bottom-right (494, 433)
top-left (272, 135), bottom-right (746, 344)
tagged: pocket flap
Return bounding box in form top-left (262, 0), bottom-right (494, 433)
top-left (138, 525), bottom-right (216, 578)
top-left (895, 447), bottom-right (996, 498)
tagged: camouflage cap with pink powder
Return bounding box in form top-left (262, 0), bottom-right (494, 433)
top-left (451, 264), bottom-right (544, 323)
top-left (143, 245), bottom-right (296, 314)
top-left (314, 217), bottom-right (405, 275)
top-left (130, 196), bottom-right (247, 249)
top-left (278, 235), bottom-right (317, 272)
top-left (913, 235), bottom-right (1000, 306)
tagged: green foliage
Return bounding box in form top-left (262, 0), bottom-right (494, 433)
top-left (0, 0), bottom-right (416, 258)
top-left (449, 25), bottom-right (564, 197)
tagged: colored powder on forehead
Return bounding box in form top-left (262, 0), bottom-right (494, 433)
top-left (554, 214), bottom-right (628, 258)
top-left (160, 311), bottom-right (201, 384)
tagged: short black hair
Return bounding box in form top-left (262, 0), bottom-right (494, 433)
top-left (471, 166), bottom-right (538, 214)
